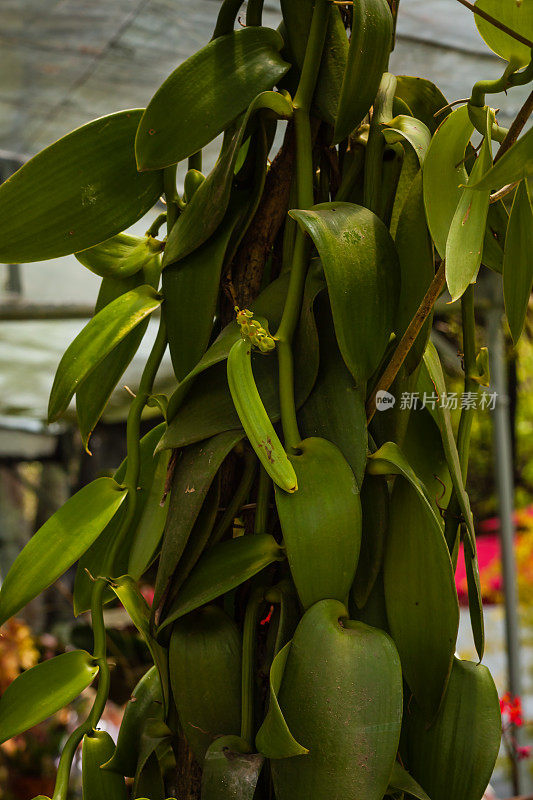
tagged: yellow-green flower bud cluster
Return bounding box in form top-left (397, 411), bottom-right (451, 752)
top-left (235, 307), bottom-right (276, 353)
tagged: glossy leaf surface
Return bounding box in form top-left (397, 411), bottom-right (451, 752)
top-left (0, 478), bottom-right (126, 627)
top-left (292, 202), bottom-right (399, 385)
top-left (75, 234), bottom-right (162, 279)
top-left (202, 736), bottom-right (264, 800)
top-left (382, 115), bottom-right (431, 164)
top-left (0, 111), bottom-right (163, 263)
top-left (504, 181), bottom-right (533, 342)
top-left (275, 437), bottom-right (362, 609)
top-left (395, 76), bottom-right (450, 134)
top-left (48, 285), bottom-right (161, 422)
top-left (136, 28), bottom-right (289, 170)
top-left (0, 651), bottom-right (98, 744)
top-left (475, 0), bottom-right (533, 67)
top-left (82, 730), bottom-right (128, 800)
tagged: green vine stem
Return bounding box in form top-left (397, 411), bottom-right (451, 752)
top-left (276, 0), bottom-right (328, 451)
top-left (164, 164), bottom-right (179, 229)
top-left (254, 466), bottom-right (272, 535)
top-left (246, 0), bottom-right (264, 27)
top-left (241, 583), bottom-right (265, 745)
top-left (469, 55), bottom-right (533, 142)
top-left (209, 448), bottom-right (257, 546)
top-left (212, 0), bottom-right (244, 38)
top-left (364, 72), bottom-right (396, 216)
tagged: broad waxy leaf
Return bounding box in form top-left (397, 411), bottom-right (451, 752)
top-left (136, 28), bottom-right (289, 170)
top-left (383, 477), bottom-right (459, 718)
top-left (48, 285), bottom-right (162, 422)
top-left (405, 657), bottom-right (502, 800)
top-left (110, 576), bottom-right (170, 714)
top-left (135, 751), bottom-right (166, 800)
top-left (271, 600), bottom-right (403, 800)
top-left (0, 478), bottom-right (126, 627)
top-left (291, 202), bottom-right (400, 386)
top-left (0, 650), bottom-right (98, 744)
top-left (352, 474), bottom-right (389, 609)
top-left (75, 234), bottom-right (162, 279)
top-left (298, 295), bottom-right (367, 488)
top-left (76, 272), bottom-right (153, 451)
top-left (82, 730), bottom-right (128, 800)
top-left (402, 408), bottom-right (452, 520)
top-left (153, 430), bottom-right (243, 614)
top-left (280, 0), bottom-right (348, 126)
top-left (388, 763), bottom-right (431, 800)
top-left (103, 666), bottom-right (163, 777)
top-left (423, 105), bottom-right (474, 259)
top-left (163, 91), bottom-right (291, 265)
top-left (275, 437), bottom-right (362, 609)
top-left (395, 76), bottom-right (450, 134)
top-left (202, 736), bottom-right (264, 800)
top-left (333, 0), bottom-right (393, 143)
top-left (158, 534), bottom-right (285, 632)
top-left (382, 116), bottom-right (431, 164)
top-left (256, 642), bottom-right (308, 759)
top-left (469, 126), bottom-right (533, 191)
top-left (169, 606), bottom-right (242, 761)
top-left (475, 0), bottom-right (533, 67)
top-left (73, 424), bottom-right (167, 615)
top-left (446, 109), bottom-right (493, 302)
top-left (504, 181), bottom-right (533, 342)
top-left (0, 111), bottom-right (163, 264)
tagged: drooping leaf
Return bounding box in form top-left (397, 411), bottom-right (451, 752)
top-left (503, 180), bottom-right (533, 342)
top-left (158, 534), bottom-right (285, 632)
top-left (82, 730), bottom-right (128, 800)
top-left (270, 600), bottom-right (402, 800)
top-left (48, 285), bottom-right (162, 422)
top-left (446, 109), bottom-right (493, 302)
top-left (352, 474), bottom-right (389, 609)
top-left (202, 736), bottom-right (264, 800)
top-left (382, 116), bottom-right (431, 164)
top-left (75, 234), bottom-right (162, 279)
top-left (469, 125), bottom-right (533, 191)
top-left (275, 437), bottom-right (362, 609)
top-left (103, 667), bottom-right (163, 777)
top-left (169, 606), bottom-right (242, 762)
top-left (291, 202), bottom-right (399, 386)
top-left (333, 0), bottom-right (393, 143)
top-left (405, 657), bottom-right (502, 800)
top-left (388, 763), bottom-right (431, 800)
top-left (475, 0), bottom-right (533, 67)
top-left (163, 91), bottom-right (291, 264)
top-left (0, 111), bottom-right (163, 264)
top-left (383, 477), bottom-right (459, 718)
top-left (280, 0), bottom-right (348, 126)
top-left (298, 294), bottom-right (367, 488)
top-left (0, 651), bottom-right (98, 744)
top-left (256, 642), bottom-right (308, 759)
top-left (153, 430), bottom-right (243, 614)
top-left (136, 28), bottom-right (289, 170)
top-left (0, 478), bottom-right (127, 627)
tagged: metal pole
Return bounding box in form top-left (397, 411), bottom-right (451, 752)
top-left (486, 272), bottom-right (527, 794)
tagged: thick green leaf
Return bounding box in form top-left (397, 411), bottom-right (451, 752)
top-left (134, 751), bottom-right (166, 800)
top-left (446, 110), bottom-right (493, 302)
top-left (73, 424), bottom-right (167, 615)
top-left (395, 76), bottom-right (450, 134)
top-left (388, 763), bottom-right (431, 800)
top-left (382, 116), bottom-right (431, 164)
top-left (402, 408), bottom-right (452, 520)
top-left (423, 105), bottom-right (473, 259)
top-left (202, 736), bottom-right (264, 800)
top-left (48, 285), bottom-right (161, 422)
top-left (470, 125), bottom-right (533, 192)
top-left (76, 234), bottom-right (162, 279)
top-left (110, 576), bottom-right (170, 714)
top-left (405, 657), bottom-right (501, 800)
top-left (82, 730), bottom-right (128, 800)
top-left (298, 294), bottom-right (367, 488)
top-left (158, 534), bottom-right (285, 632)
top-left (169, 606), bottom-right (242, 761)
top-left (103, 667), bottom-right (163, 777)
top-left (352, 474), bottom-right (389, 609)
top-left (271, 600), bottom-right (402, 800)
top-left (0, 478), bottom-right (126, 626)
top-left (383, 477), bottom-right (458, 718)
top-left (291, 202), bottom-right (399, 386)
top-left (475, 0), bottom-right (533, 67)
top-left (163, 91), bottom-right (291, 264)
top-left (275, 437), bottom-right (362, 609)
top-left (0, 111), bottom-right (163, 264)
top-left (0, 651), bottom-right (98, 743)
top-left (394, 170), bottom-right (434, 372)
top-left (136, 28), bottom-right (289, 170)
top-left (76, 273), bottom-right (152, 451)
top-left (333, 0), bottom-right (393, 143)
top-left (153, 430), bottom-right (243, 614)
top-left (504, 181), bottom-right (533, 342)
top-left (256, 642), bottom-right (308, 759)
top-left (280, 0), bottom-right (347, 126)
